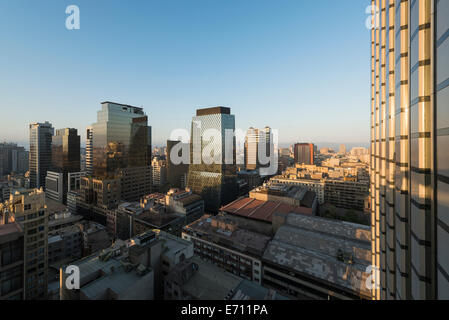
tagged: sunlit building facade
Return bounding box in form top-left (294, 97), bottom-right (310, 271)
top-left (187, 107), bottom-right (238, 212)
top-left (370, 0), bottom-right (449, 300)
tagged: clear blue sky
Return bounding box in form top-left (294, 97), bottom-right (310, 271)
top-left (0, 0), bottom-right (371, 148)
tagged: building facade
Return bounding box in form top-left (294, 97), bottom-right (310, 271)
top-left (294, 143), bottom-right (314, 165)
top-left (187, 107), bottom-right (238, 212)
top-left (29, 122), bottom-right (54, 189)
top-left (0, 189), bottom-right (48, 299)
top-left (370, 0), bottom-right (449, 299)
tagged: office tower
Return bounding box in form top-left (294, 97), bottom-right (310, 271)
top-left (46, 128), bottom-right (80, 204)
top-left (294, 143), bottom-right (314, 165)
top-left (244, 126), bottom-right (273, 172)
top-left (0, 222), bottom-right (24, 300)
top-left (0, 143), bottom-right (29, 176)
top-left (244, 127), bottom-right (260, 171)
top-left (370, 0), bottom-right (449, 300)
top-left (29, 122), bottom-right (54, 189)
top-left (151, 156), bottom-right (167, 191)
top-left (91, 101), bottom-right (152, 201)
top-left (0, 188), bottom-right (48, 300)
top-left (166, 140), bottom-right (189, 189)
top-left (339, 144), bottom-right (346, 155)
top-left (86, 126), bottom-right (93, 175)
top-left (187, 107), bottom-right (238, 212)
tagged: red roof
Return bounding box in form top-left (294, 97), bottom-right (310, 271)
top-left (221, 197), bottom-right (312, 223)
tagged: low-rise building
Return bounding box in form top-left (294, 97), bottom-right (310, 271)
top-left (262, 212), bottom-right (371, 300)
top-left (182, 214), bottom-right (271, 284)
top-left (164, 256), bottom-right (288, 300)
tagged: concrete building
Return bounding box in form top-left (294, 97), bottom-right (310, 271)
top-left (114, 188), bottom-right (204, 239)
top-left (48, 225), bottom-right (82, 266)
top-left (60, 234), bottom-right (155, 300)
top-left (293, 143), bottom-right (314, 165)
top-left (249, 182), bottom-right (318, 215)
top-left (166, 140), bottom-right (189, 189)
top-left (369, 0), bottom-right (449, 300)
top-left (0, 188), bottom-right (48, 299)
top-left (164, 256), bottom-right (287, 300)
top-left (29, 122), bottom-right (54, 189)
top-left (85, 126), bottom-right (93, 176)
top-left (182, 214), bottom-right (271, 284)
top-left (0, 222), bottom-right (24, 300)
top-left (60, 230), bottom-right (193, 300)
top-left (237, 169), bottom-right (263, 191)
top-left (324, 178), bottom-right (369, 211)
top-left (151, 156), bottom-right (167, 191)
top-left (0, 143), bottom-right (28, 177)
top-left (263, 212), bottom-right (372, 300)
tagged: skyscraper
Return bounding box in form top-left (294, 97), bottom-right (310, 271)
top-left (86, 126), bottom-right (93, 176)
top-left (45, 128), bottom-right (80, 204)
top-left (244, 126), bottom-right (273, 173)
top-left (370, 0), bottom-right (449, 300)
top-left (29, 122), bottom-right (54, 189)
top-left (0, 143), bottom-right (29, 176)
top-left (293, 143), bottom-right (314, 165)
top-left (91, 101), bottom-right (152, 201)
top-left (339, 144), bottom-right (346, 155)
top-left (187, 107), bottom-right (238, 212)
top-left (166, 140), bottom-right (189, 189)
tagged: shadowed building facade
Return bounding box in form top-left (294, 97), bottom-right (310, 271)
top-left (370, 0), bottom-right (449, 300)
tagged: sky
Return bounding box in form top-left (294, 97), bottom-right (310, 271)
top-left (0, 0), bottom-right (371, 148)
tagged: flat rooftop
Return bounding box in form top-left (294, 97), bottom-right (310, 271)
top-left (263, 213), bottom-right (371, 298)
top-left (221, 197), bottom-right (312, 223)
top-left (196, 106), bottom-right (231, 116)
top-left (181, 256), bottom-right (242, 300)
top-left (184, 215), bottom-right (271, 257)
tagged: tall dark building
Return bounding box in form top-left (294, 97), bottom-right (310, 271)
top-left (29, 122), bottom-right (54, 189)
top-left (46, 128), bottom-right (81, 204)
top-left (166, 140), bottom-right (189, 189)
top-left (370, 0), bottom-right (449, 300)
top-left (187, 107), bottom-right (238, 212)
top-left (294, 143), bottom-right (314, 165)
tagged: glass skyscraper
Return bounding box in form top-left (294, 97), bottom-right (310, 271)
top-left (29, 122), bottom-right (54, 189)
top-left (370, 0), bottom-right (449, 300)
top-left (91, 101), bottom-right (152, 201)
top-left (187, 107), bottom-right (238, 212)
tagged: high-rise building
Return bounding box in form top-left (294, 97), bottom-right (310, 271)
top-left (85, 126), bottom-right (93, 176)
top-left (0, 143), bottom-right (29, 177)
top-left (91, 101), bottom-right (152, 201)
top-left (370, 0), bottom-right (449, 300)
top-left (0, 188), bottom-right (48, 299)
top-left (293, 143), bottom-right (314, 165)
top-left (151, 156), bottom-right (167, 191)
top-left (244, 126), bottom-right (273, 173)
top-left (166, 140), bottom-right (189, 189)
top-left (46, 128), bottom-right (81, 204)
top-left (339, 144), bottom-right (346, 155)
top-left (187, 107), bottom-right (238, 212)
top-left (29, 122), bottom-right (54, 189)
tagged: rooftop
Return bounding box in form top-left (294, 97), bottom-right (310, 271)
top-left (221, 197), bottom-right (312, 223)
top-left (263, 213), bottom-right (371, 299)
top-left (183, 214), bottom-right (271, 257)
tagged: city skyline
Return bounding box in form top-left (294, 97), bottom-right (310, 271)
top-left (0, 0), bottom-right (371, 147)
